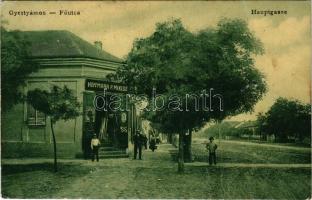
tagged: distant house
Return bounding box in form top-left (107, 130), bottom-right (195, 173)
top-left (234, 120), bottom-right (258, 131)
top-left (234, 120), bottom-right (260, 139)
top-left (234, 120), bottom-right (278, 142)
top-left (2, 30), bottom-right (139, 158)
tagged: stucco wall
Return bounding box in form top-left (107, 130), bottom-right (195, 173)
top-left (1, 78), bottom-right (85, 158)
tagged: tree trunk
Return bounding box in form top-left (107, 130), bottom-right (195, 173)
top-left (184, 129), bottom-right (192, 162)
top-left (178, 131), bottom-right (184, 173)
top-left (50, 118), bottom-right (58, 172)
top-left (261, 131), bottom-right (267, 141)
top-left (168, 134), bottom-right (173, 144)
top-left (188, 130), bottom-right (192, 161)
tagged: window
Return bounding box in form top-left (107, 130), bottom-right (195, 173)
top-left (27, 104), bottom-right (46, 126)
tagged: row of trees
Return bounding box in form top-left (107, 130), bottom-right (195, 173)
top-left (198, 98), bottom-right (310, 144)
top-left (257, 98), bottom-right (310, 143)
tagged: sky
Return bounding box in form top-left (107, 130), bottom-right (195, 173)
top-left (1, 1), bottom-right (311, 121)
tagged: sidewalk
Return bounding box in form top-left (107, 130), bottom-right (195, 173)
top-left (2, 143), bottom-right (177, 168)
top-left (2, 143), bottom-right (310, 169)
top-left (194, 138), bottom-right (311, 152)
top-left (186, 162), bottom-right (311, 168)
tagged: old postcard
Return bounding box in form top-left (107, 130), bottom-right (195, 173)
top-left (1, 1), bottom-right (311, 199)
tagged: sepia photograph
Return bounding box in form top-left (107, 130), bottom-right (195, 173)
top-left (1, 1), bottom-right (311, 199)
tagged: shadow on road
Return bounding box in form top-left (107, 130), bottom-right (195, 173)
top-left (2, 163), bottom-right (55, 175)
top-left (2, 162), bottom-right (88, 175)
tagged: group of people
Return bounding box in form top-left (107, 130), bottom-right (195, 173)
top-left (89, 130), bottom-right (158, 162)
top-left (90, 131), bottom-right (218, 165)
top-left (133, 130), bottom-right (158, 160)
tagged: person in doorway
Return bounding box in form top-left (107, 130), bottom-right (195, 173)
top-left (91, 134), bottom-right (101, 162)
top-left (133, 130), bottom-right (145, 160)
top-left (206, 136), bottom-right (218, 165)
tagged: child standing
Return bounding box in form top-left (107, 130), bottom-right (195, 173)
top-left (206, 136), bottom-right (218, 165)
top-left (91, 134), bottom-right (101, 162)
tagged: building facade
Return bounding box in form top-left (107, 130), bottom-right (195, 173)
top-left (1, 30), bottom-right (139, 158)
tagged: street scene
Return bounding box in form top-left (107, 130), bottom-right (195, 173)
top-left (2, 140), bottom-right (311, 199)
top-left (1, 1), bottom-right (311, 199)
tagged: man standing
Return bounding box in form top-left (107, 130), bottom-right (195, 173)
top-left (206, 136), bottom-right (218, 165)
top-left (133, 130), bottom-right (145, 160)
top-left (91, 134), bottom-right (101, 162)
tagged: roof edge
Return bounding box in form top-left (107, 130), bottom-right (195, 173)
top-left (28, 55), bottom-right (126, 65)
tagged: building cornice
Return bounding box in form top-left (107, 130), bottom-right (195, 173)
top-left (31, 57), bottom-right (125, 71)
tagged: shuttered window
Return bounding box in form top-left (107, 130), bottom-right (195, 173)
top-left (27, 104), bottom-right (46, 126)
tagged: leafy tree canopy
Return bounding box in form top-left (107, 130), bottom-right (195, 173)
top-left (263, 97), bottom-right (310, 142)
top-left (1, 26), bottom-right (38, 111)
top-left (27, 85), bottom-right (81, 123)
top-left (116, 18), bottom-right (266, 133)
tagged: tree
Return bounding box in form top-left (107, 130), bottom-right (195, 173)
top-left (27, 85), bottom-right (81, 172)
top-left (116, 18), bottom-right (266, 172)
top-left (1, 26), bottom-right (38, 112)
top-left (264, 98), bottom-right (310, 142)
top-left (255, 112), bottom-right (267, 140)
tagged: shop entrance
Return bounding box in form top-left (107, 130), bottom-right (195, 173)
top-left (82, 79), bottom-right (132, 158)
top-left (94, 109), bottom-right (120, 147)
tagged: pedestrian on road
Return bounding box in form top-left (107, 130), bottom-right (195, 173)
top-left (149, 135), bottom-right (157, 152)
top-left (91, 134), bottom-right (101, 162)
top-left (206, 136), bottom-right (217, 165)
top-left (133, 130), bottom-right (145, 160)
top-left (142, 132), bottom-right (148, 150)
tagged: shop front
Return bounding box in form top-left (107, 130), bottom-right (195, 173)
top-left (1, 30), bottom-right (138, 159)
top-left (82, 79), bottom-right (135, 158)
